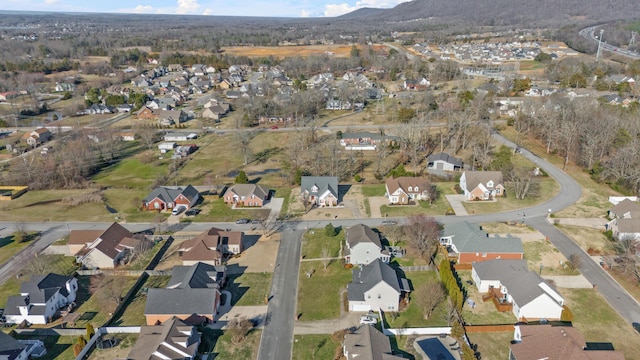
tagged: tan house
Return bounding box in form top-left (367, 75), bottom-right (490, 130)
top-left (178, 227), bottom-right (244, 266)
top-left (385, 177), bottom-right (432, 205)
top-left (22, 128), bottom-right (51, 147)
top-left (460, 171), bottom-right (504, 200)
top-left (68, 222), bottom-right (140, 269)
top-left (135, 106), bottom-right (158, 119)
top-left (128, 317), bottom-right (200, 360)
top-left (224, 184), bottom-right (270, 207)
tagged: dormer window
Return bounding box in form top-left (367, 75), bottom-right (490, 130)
top-left (487, 180), bottom-right (494, 188)
top-left (408, 186), bottom-right (412, 191)
top-left (415, 186), bottom-right (419, 191)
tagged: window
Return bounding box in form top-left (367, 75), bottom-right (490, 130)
top-left (368, 294), bottom-right (371, 299)
top-left (408, 186), bottom-right (412, 191)
top-left (482, 253), bottom-right (487, 258)
top-left (378, 294), bottom-right (381, 299)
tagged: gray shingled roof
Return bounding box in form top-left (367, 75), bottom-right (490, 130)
top-left (442, 221), bottom-right (523, 254)
top-left (143, 185), bottom-right (199, 204)
top-left (473, 259), bottom-right (559, 307)
top-left (226, 184), bottom-right (270, 200)
top-left (127, 317), bottom-right (200, 360)
top-left (348, 259), bottom-right (402, 301)
top-left (427, 152), bottom-right (463, 167)
top-left (463, 171), bottom-right (504, 190)
top-left (145, 288), bottom-right (217, 316)
top-left (300, 176), bottom-right (339, 198)
top-left (346, 224), bottom-right (383, 249)
top-left (19, 273), bottom-right (72, 303)
top-left (167, 262), bottom-right (225, 289)
top-left (616, 218), bottom-right (640, 234)
top-left (0, 331), bottom-right (26, 357)
top-left (344, 325), bottom-right (403, 360)
top-left (610, 199), bottom-right (640, 218)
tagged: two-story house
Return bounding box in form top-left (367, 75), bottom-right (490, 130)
top-left (344, 224), bottom-right (390, 265)
top-left (300, 176), bottom-right (339, 207)
top-left (4, 273), bottom-right (78, 324)
top-left (347, 259), bottom-right (410, 312)
top-left (460, 171), bottom-right (504, 200)
top-left (385, 177), bottom-right (432, 205)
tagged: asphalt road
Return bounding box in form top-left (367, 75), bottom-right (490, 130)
top-left (257, 229), bottom-right (304, 360)
top-left (579, 25), bottom-right (640, 60)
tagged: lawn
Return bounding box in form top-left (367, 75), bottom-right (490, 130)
top-left (301, 228), bottom-right (343, 259)
top-left (93, 156), bottom-right (168, 190)
top-left (458, 270), bottom-right (517, 325)
top-left (380, 182), bottom-right (457, 217)
top-left (273, 187), bottom-right (291, 216)
top-left (559, 288), bottom-right (640, 359)
top-left (86, 334), bottom-right (138, 360)
top-left (556, 225), bottom-right (614, 254)
top-left (103, 188), bottom-right (158, 223)
top-left (119, 242), bottom-right (164, 271)
top-left (0, 278), bottom-right (20, 308)
top-left (196, 196), bottom-right (269, 222)
top-left (463, 177), bottom-right (558, 215)
top-left (71, 275), bottom-right (139, 328)
top-left (0, 189), bottom-right (113, 222)
top-left (297, 261), bottom-right (352, 320)
top-left (479, 222), bottom-right (537, 234)
top-left (362, 184), bottom-right (386, 197)
top-left (226, 272), bottom-right (273, 306)
top-left (384, 271), bottom-right (449, 328)
top-left (111, 276), bottom-right (171, 326)
top-left (467, 331), bottom-right (514, 360)
top-left (0, 233), bottom-right (35, 267)
top-left (292, 334), bottom-right (342, 360)
top-left (204, 328), bottom-right (261, 359)
top-left (12, 334), bottom-right (75, 360)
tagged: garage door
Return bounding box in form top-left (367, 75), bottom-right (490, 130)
top-left (350, 303), bottom-right (371, 312)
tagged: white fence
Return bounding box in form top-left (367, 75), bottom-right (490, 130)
top-left (378, 309), bottom-right (452, 336)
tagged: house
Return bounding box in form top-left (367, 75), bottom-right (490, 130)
top-left (300, 176), bottom-right (339, 207)
top-left (472, 259), bottom-right (565, 321)
top-left (142, 185), bottom-right (200, 212)
top-left (509, 324), bottom-right (624, 360)
top-left (68, 222), bottom-right (140, 269)
top-left (173, 144), bottom-right (198, 159)
top-left (344, 224), bottom-right (390, 265)
top-left (54, 82), bottom-right (75, 92)
top-left (178, 227), bottom-right (244, 266)
top-left (136, 106), bottom-right (158, 119)
top-left (22, 128), bottom-right (51, 147)
top-left (459, 170), bottom-right (505, 200)
top-left (343, 325), bottom-right (404, 360)
top-left (158, 109), bottom-right (187, 125)
top-left (144, 262), bottom-right (225, 326)
top-left (163, 132), bottom-right (198, 142)
top-left (0, 331), bottom-right (36, 360)
top-left (608, 198), bottom-right (640, 219)
top-left (128, 317), bottom-right (200, 359)
top-left (439, 221), bottom-right (524, 264)
top-left (223, 184), bottom-right (271, 207)
top-left (403, 78), bottom-right (430, 90)
top-left (326, 99), bottom-right (352, 110)
top-left (426, 152), bottom-right (463, 171)
top-left (385, 177), bottom-right (432, 205)
top-left (339, 131), bottom-right (397, 150)
top-left (606, 199), bottom-right (640, 240)
top-left (119, 131), bottom-right (136, 141)
top-left (347, 259), bottom-right (410, 312)
top-left (4, 273), bottom-right (78, 325)
top-left (116, 104), bottom-right (132, 113)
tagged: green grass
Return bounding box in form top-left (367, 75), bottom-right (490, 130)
top-left (120, 242), bottom-right (164, 270)
top-left (463, 177), bottom-right (558, 215)
top-left (364, 198), bottom-right (371, 217)
top-left (226, 272), bottom-right (273, 306)
top-left (560, 288), bottom-right (640, 359)
top-left (72, 276), bottom-right (139, 328)
top-left (111, 276), bottom-right (171, 326)
top-left (12, 334), bottom-right (75, 360)
top-left (467, 331), bottom-right (514, 360)
top-left (93, 157), bottom-right (168, 189)
top-left (207, 328), bottom-right (261, 359)
top-left (297, 261), bottom-right (352, 320)
top-left (362, 184), bottom-right (386, 197)
top-left (274, 187), bottom-right (291, 216)
top-left (197, 197), bottom-right (269, 222)
top-left (301, 228), bottom-right (343, 259)
top-left (385, 271), bottom-right (449, 328)
top-left (0, 278), bottom-right (20, 308)
top-left (380, 182), bottom-right (456, 217)
top-left (293, 334), bottom-right (341, 360)
top-left (0, 190), bottom-right (113, 222)
top-left (0, 234), bottom-right (34, 267)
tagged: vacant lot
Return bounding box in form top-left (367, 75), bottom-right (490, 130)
top-left (557, 225), bottom-right (614, 254)
top-left (222, 44), bottom-right (375, 58)
top-left (301, 227), bottom-right (343, 259)
top-left (292, 334), bottom-right (342, 360)
top-left (297, 261), bottom-right (352, 320)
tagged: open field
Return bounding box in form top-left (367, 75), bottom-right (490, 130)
top-left (221, 44), bottom-right (382, 58)
top-left (0, 189), bottom-right (114, 222)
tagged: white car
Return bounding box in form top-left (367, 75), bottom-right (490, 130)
top-left (359, 315), bottom-right (377, 325)
top-left (171, 205), bottom-right (187, 215)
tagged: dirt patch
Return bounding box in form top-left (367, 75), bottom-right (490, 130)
top-left (226, 232), bottom-right (279, 273)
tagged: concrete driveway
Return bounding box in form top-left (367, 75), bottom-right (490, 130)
top-left (445, 194), bottom-right (468, 215)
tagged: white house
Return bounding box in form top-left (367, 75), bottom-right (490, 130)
top-left (460, 171), bottom-right (504, 200)
top-left (344, 224), bottom-right (390, 265)
top-left (347, 259), bottom-right (410, 312)
top-left (163, 132), bottom-right (198, 142)
top-left (472, 259), bottom-right (565, 321)
top-left (426, 152), bottom-right (463, 171)
top-left (4, 274), bottom-right (78, 325)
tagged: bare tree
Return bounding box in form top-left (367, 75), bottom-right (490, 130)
top-left (507, 167), bottom-right (535, 200)
top-left (383, 226), bottom-right (403, 247)
top-left (137, 126), bottom-right (158, 150)
top-left (403, 215), bottom-right (442, 264)
top-left (415, 280), bottom-right (446, 319)
top-left (567, 253), bottom-right (581, 271)
top-left (228, 316), bottom-right (254, 344)
top-left (93, 274), bottom-right (127, 311)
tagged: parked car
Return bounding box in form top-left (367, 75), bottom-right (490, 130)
top-left (381, 220), bottom-right (398, 226)
top-left (359, 315), bottom-right (377, 325)
top-left (251, 219), bottom-right (261, 224)
top-left (171, 205), bottom-right (187, 215)
top-left (235, 218), bottom-right (251, 224)
top-left (271, 125), bottom-right (279, 130)
top-left (185, 208), bottom-right (201, 216)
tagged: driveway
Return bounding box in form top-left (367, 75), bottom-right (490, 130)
top-left (445, 194), bottom-right (468, 215)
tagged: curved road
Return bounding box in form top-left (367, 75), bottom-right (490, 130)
top-left (579, 25), bottom-right (640, 60)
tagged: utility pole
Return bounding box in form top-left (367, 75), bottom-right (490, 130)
top-left (630, 31), bottom-right (637, 47)
top-left (596, 29), bottom-right (605, 61)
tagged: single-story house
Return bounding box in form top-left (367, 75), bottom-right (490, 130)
top-left (4, 273), bottom-right (78, 325)
top-left (223, 184), bottom-right (271, 207)
top-left (142, 185), bottom-right (200, 212)
top-left (472, 259), bottom-right (565, 321)
top-left (460, 170), bottom-right (505, 200)
top-left (339, 131), bottom-right (398, 151)
top-left (439, 221), bottom-right (523, 264)
top-left (178, 228), bottom-right (244, 266)
top-left (144, 262), bottom-right (225, 326)
top-left (344, 224), bottom-right (390, 265)
top-left (22, 128), bottom-right (51, 147)
top-left (300, 176), bottom-right (339, 207)
top-left (509, 324), bottom-right (624, 360)
top-left (347, 259), bottom-right (410, 312)
top-left (343, 325), bottom-right (404, 360)
top-left (128, 317), bottom-right (201, 360)
top-left (163, 132), bottom-right (198, 142)
top-left (385, 177), bottom-right (432, 205)
top-left (607, 218), bottom-right (640, 241)
top-left (68, 222), bottom-right (140, 269)
top-left (427, 152), bottom-right (463, 171)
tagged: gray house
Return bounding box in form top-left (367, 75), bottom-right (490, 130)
top-left (344, 224), bottom-right (390, 265)
top-left (300, 176), bottom-right (339, 207)
top-left (427, 152), bottom-right (463, 171)
top-left (343, 325), bottom-right (403, 360)
top-left (347, 259), bottom-right (410, 312)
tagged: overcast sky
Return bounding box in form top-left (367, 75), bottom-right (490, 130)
top-left (1, 0), bottom-right (411, 18)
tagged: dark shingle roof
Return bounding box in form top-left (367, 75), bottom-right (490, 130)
top-left (19, 273), bottom-right (72, 303)
top-left (143, 185), bottom-right (199, 204)
top-left (441, 221), bottom-right (523, 254)
top-left (344, 325), bottom-right (403, 360)
top-left (167, 262), bottom-right (225, 289)
top-left (348, 259), bottom-right (401, 301)
top-left (0, 331), bottom-right (26, 358)
top-left (128, 317), bottom-right (200, 360)
top-left (227, 184), bottom-right (270, 200)
top-left (145, 288), bottom-right (217, 316)
top-left (346, 224), bottom-right (383, 249)
top-left (427, 152), bottom-right (463, 167)
top-left (300, 176), bottom-right (339, 198)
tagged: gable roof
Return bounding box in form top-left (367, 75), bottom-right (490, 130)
top-left (128, 317), bottom-right (200, 360)
top-left (463, 171), bottom-right (504, 190)
top-left (348, 259), bottom-right (401, 301)
top-left (510, 325), bottom-right (624, 360)
top-left (427, 152), bottom-right (463, 167)
top-left (19, 273), bottom-right (72, 303)
top-left (610, 199), bottom-right (640, 218)
top-left (615, 218), bottom-right (640, 234)
top-left (227, 184), bottom-right (270, 200)
top-left (167, 262), bottom-right (225, 289)
top-left (179, 227), bottom-right (243, 262)
top-left (344, 325), bottom-right (403, 360)
top-left (473, 259), bottom-right (562, 307)
top-left (300, 176), bottom-right (339, 198)
top-left (143, 185), bottom-right (199, 204)
top-left (385, 177), bottom-right (430, 195)
top-left (346, 224), bottom-right (383, 249)
top-left (0, 332), bottom-right (26, 359)
top-left (441, 221), bottom-right (523, 254)
top-left (145, 288), bottom-right (217, 316)
top-left (81, 222), bottom-right (139, 260)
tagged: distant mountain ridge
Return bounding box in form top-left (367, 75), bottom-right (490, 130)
top-left (339, 0), bottom-right (640, 26)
